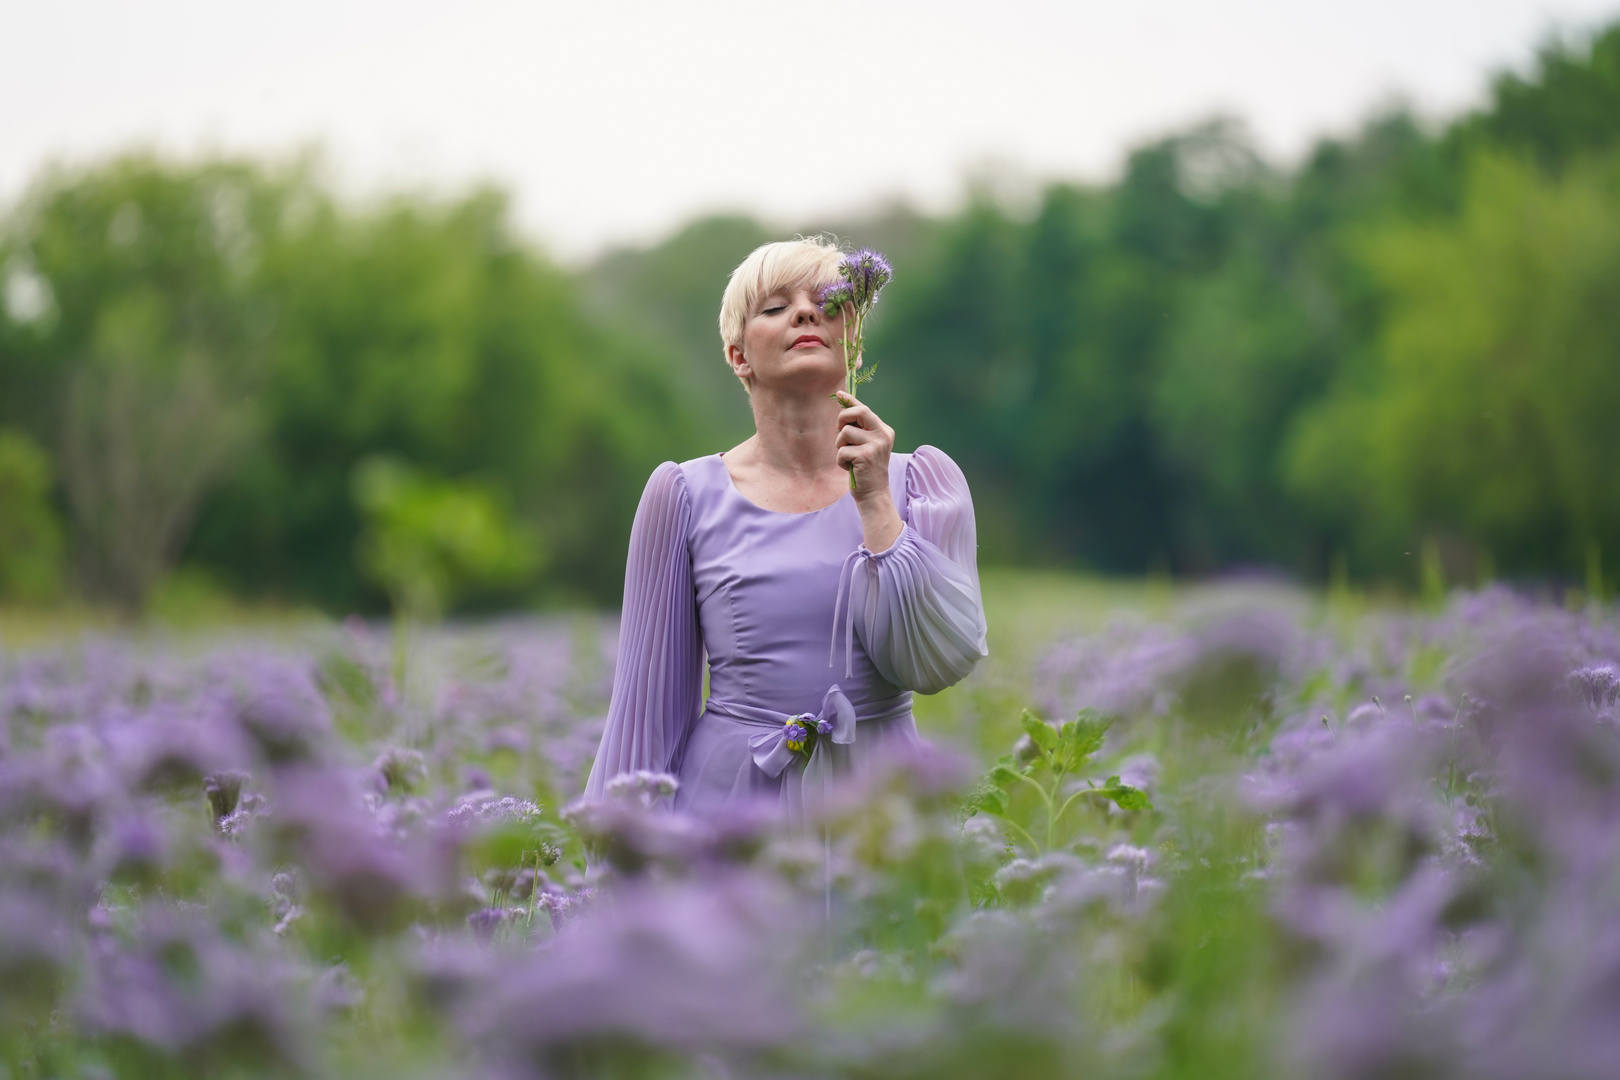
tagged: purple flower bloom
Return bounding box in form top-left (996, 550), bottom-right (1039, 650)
top-left (816, 279), bottom-right (853, 315)
top-left (841, 248), bottom-right (894, 308)
top-left (455, 874), bottom-right (808, 1062)
top-left (102, 810), bottom-right (169, 879)
top-left (220, 655), bottom-right (332, 765)
top-left (77, 906), bottom-right (310, 1069)
top-left (204, 770), bottom-right (252, 823)
top-left (315, 963), bottom-right (364, 1013)
top-left (1568, 664), bottom-right (1620, 711)
top-left (371, 747), bottom-right (427, 794)
top-left (0, 889), bottom-right (72, 1016)
top-left (604, 770), bottom-right (680, 809)
top-left (447, 792), bottom-right (545, 829)
top-left (466, 906), bottom-right (510, 943)
top-left (264, 765), bottom-right (438, 933)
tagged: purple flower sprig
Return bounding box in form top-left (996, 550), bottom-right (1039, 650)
top-left (817, 248), bottom-right (894, 403)
top-left (782, 711), bottom-right (838, 756)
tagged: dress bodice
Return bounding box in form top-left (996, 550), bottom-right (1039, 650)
top-left (583, 444), bottom-right (988, 808)
top-left (682, 452), bottom-right (909, 718)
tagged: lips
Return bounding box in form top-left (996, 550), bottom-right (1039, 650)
top-left (790, 335), bottom-right (827, 349)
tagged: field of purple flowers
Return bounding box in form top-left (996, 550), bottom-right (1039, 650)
top-left (3, 582), bottom-right (1619, 1079)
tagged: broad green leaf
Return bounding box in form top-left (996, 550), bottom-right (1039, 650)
top-left (989, 763), bottom-right (1024, 787)
top-left (1058, 710), bottom-right (1111, 771)
top-left (1101, 783), bottom-right (1153, 811)
top-left (967, 783), bottom-right (1009, 816)
top-left (1020, 710), bottom-right (1059, 755)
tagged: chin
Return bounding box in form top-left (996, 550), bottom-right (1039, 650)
top-left (765, 361), bottom-right (843, 393)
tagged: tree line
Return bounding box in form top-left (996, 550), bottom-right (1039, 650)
top-left (3, 24), bottom-right (1619, 614)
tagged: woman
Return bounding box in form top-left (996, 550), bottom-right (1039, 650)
top-left (584, 237), bottom-right (989, 816)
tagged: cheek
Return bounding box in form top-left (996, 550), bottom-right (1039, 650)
top-left (744, 320), bottom-right (779, 360)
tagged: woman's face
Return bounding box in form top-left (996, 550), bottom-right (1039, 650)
top-left (731, 283), bottom-right (847, 393)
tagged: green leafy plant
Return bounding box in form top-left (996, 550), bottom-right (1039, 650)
top-left (967, 708), bottom-right (1153, 854)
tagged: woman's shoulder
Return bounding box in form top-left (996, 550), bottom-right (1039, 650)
top-left (633, 460), bottom-right (691, 516)
top-left (901, 445), bottom-right (970, 500)
top-left (636, 454), bottom-right (723, 489)
top-left (672, 453), bottom-right (730, 502)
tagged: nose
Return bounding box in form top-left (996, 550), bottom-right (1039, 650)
top-left (790, 292), bottom-right (821, 324)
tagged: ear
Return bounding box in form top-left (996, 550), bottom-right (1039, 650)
top-left (726, 342), bottom-right (752, 381)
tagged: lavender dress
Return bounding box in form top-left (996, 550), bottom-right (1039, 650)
top-left (583, 445), bottom-right (989, 816)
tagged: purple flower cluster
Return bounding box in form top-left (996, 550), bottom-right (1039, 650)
top-left (815, 246), bottom-right (895, 401)
top-left (815, 248), bottom-right (893, 318)
top-left (841, 247), bottom-right (894, 307)
top-left (603, 769), bottom-right (679, 808)
top-left (1, 590), bottom-right (1618, 1076)
top-left (448, 792), bottom-right (544, 828)
top-left (0, 618), bottom-right (613, 1072)
top-left (816, 279), bottom-right (854, 316)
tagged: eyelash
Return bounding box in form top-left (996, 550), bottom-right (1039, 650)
top-left (762, 305), bottom-right (785, 315)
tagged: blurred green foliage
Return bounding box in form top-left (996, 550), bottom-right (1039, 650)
top-left (0, 428), bottom-right (64, 602)
top-left (2, 24), bottom-right (1619, 613)
top-left (352, 456), bottom-right (538, 620)
top-left (2, 159), bottom-right (695, 613)
top-left (1287, 149), bottom-right (1620, 580)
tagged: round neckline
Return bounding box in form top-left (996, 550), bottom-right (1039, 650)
top-left (716, 453), bottom-right (852, 516)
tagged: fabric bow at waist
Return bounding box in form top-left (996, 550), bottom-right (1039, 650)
top-left (703, 685), bottom-right (913, 783)
top-left (699, 685), bottom-right (858, 778)
top-left (747, 684), bottom-right (855, 778)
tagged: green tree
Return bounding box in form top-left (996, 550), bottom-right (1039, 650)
top-left (0, 155), bottom-right (694, 614)
top-left (0, 429), bottom-right (65, 602)
top-left (867, 127), bottom-right (1257, 572)
top-left (1151, 237), bottom-right (1342, 570)
top-left (0, 155), bottom-right (293, 610)
top-left (583, 215), bottom-right (772, 445)
top-left (187, 184), bottom-right (692, 611)
top-left (1454, 24), bottom-right (1620, 171)
top-left (1287, 150), bottom-right (1620, 579)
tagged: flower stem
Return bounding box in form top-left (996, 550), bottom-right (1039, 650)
top-left (846, 308), bottom-right (864, 490)
top-left (995, 815), bottom-right (1043, 856)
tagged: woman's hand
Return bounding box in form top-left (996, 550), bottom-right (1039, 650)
top-left (835, 391), bottom-right (904, 553)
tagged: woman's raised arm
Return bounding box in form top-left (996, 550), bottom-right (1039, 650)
top-left (844, 445), bottom-right (990, 694)
top-left (583, 462), bottom-right (704, 799)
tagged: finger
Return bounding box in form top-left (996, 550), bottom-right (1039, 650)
top-left (837, 404), bottom-right (881, 431)
top-left (835, 396), bottom-right (887, 430)
top-left (837, 418), bottom-right (892, 449)
top-left (836, 424), bottom-right (877, 448)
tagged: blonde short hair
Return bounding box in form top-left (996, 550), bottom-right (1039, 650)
top-left (718, 236), bottom-right (844, 393)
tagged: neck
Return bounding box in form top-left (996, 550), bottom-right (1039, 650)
top-left (740, 382), bottom-right (843, 478)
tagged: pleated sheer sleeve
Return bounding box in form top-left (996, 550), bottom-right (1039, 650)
top-left (850, 444), bottom-right (990, 694)
top-left (584, 462), bottom-right (703, 800)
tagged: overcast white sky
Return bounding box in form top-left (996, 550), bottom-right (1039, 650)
top-left (6, 0), bottom-right (1619, 259)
